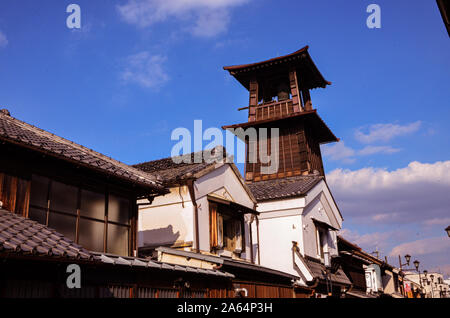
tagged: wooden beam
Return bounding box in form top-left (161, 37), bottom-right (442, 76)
top-left (302, 89), bottom-right (313, 111)
top-left (248, 79), bottom-right (258, 122)
top-left (289, 70), bottom-right (303, 112)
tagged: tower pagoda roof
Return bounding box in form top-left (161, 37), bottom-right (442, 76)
top-left (223, 46), bottom-right (331, 90)
top-left (222, 109), bottom-right (338, 145)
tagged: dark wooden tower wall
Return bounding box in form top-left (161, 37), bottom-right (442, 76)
top-left (243, 118), bottom-right (326, 182)
top-left (223, 46), bottom-right (337, 183)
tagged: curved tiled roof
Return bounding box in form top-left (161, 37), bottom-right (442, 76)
top-left (223, 46), bottom-right (331, 90)
top-left (0, 208), bottom-right (92, 260)
top-left (304, 256), bottom-right (351, 286)
top-left (0, 208), bottom-right (234, 278)
top-left (247, 175), bottom-right (323, 202)
top-left (133, 147), bottom-right (227, 186)
top-left (0, 110), bottom-right (165, 193)
top-left (222, 110), bottom-right (339, 144)
top-left (223, 46), bottom-right (310, 72)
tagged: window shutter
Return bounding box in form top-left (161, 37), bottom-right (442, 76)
top-left (209, 203), bottom-right (218, 249)
top-left (0, 172), bottom-right (31, 217)
top-left (217, 214), bottom-right (223, 249)
top-left (234, 220), bottom-right (242, 253)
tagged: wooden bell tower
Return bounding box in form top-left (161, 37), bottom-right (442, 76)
top-left (222, 46), bottom-right (339, 183)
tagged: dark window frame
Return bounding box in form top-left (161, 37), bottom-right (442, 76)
top-left (315, 225), bottom-right (328, 262)
top-left (29, 174), bottom-right (132, 255)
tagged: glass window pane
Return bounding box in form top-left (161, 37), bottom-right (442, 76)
top-left (48, 212), bottom-right (76, 241)
top-left (30, 175), bottom-right (49, 208)
top-left (80, 190), bottom-right (105, 220)
top-left (50, 181), bottom-right (78, 215)
top-left (107, 224), bottom-right (128, 256)
top-left (78, 218), bottom-right (104, 252)
top-left (29, 207), bottom-right (47, 225)
top-left (108, 194), bottom-right (130, 224)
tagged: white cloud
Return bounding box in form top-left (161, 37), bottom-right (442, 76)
top-left (430, 264), bottom-right (450, 278)
top-left (327, 161), bottom-right (450, 224)
top-left (358, 145), bottom-right (401, 156)
top-left (424, 217), bottom-right (450, 227)
top-left (339, 228), bottom-right (450, 274)
top-left (117, 0), bottom-right (248, 37)
top-left (355, 121), bottom-right (421, 144)
top-left (0, 30), bottom-right (8, 48)
top-left (191, 9), bottom-right (230, 37)
top-left (121, 52), bottom-right (169, 89)
top-left (322, 142), bottom-right (401, 164)
top-left (337, 162), bottom-right (450, 274)
top-left (339, 228), bottom-right (407, 253)
top-left (321, 142), bottom-right (356, 164)
top-left (389, 237), bottom-right (450, 257)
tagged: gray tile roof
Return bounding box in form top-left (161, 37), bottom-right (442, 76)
top-left (90, 252), bottom-right (235, 278)
top-left (0, 208), bottom-right (92, 260)
top-left (222, 258), bottom-right (299, 280)
top-left (304, 257), bottom-right (352, 286)
top-left (0, 208), bottom-right (233, 278)
top-left (0, 109), bottom-right (165, 192)
top-left (133, 147), bottom-right (227, 185)
top-left (247, 175), bottom-right (323, 201)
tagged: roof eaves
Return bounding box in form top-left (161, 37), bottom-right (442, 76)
top-left (0, 114), bottom-right (166, 193)
top-left (223, 46), bottom-right (310, 72)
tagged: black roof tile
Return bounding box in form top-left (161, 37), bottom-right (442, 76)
top-left (0, 110), bottom-right (165, 193)
top-left (133, 147), bottom-right (227, 186)
top-left (304, 257), bottom-right (352, 286)
top-left (0, 208), bottom-right (93, 260)
top-left (247, 175), bottom-right (323, 202)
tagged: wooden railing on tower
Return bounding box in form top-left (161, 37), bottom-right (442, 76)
top-left (255, 99), bottom-right (295, 121)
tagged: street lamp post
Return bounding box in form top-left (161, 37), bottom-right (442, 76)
top-left (413, 260), bottom-right (425, 297)
top-left (430, 274), bottom-right (435, 298)
top-left (399, 254), bottom-right (430, 298)
top-left (398, 254), bottom-right (411, 270)
top-left (423, 270), bottom-right (429, 298)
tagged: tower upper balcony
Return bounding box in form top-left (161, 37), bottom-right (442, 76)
top-left (223, 46), bottom-right (331, 122)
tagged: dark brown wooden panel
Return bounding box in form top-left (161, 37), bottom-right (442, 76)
top-left (0, 172), bottom-right (31, 217)
top-left (289, 70), bottom-right (302, 112)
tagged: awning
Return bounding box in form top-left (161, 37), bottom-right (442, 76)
top-left (207, 195), bottom-right (259, 215)
top-left (312, 218), bottom-right (339, 231)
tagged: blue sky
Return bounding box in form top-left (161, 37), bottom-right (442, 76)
top-left (0, 1), bottom-right (449, 275)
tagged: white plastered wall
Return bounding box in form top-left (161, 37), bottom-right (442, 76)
top-left (138, 185), bottom-right (194, 248)
top-left (137, 163), bottom-right (257, 262)
top-left (256, 180), bottom-right (343, 280)
top-left (194, 163), bottom-right (255, 261)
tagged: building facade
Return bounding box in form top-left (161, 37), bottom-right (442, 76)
top-left (222, 47), bottom-right (352, 297)
top-left (405, 271), bottom-right (449, 298)
top-left (134, 148), bottom-right (304, 297)
top-left (0, 109), bottom-right (236, 298)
